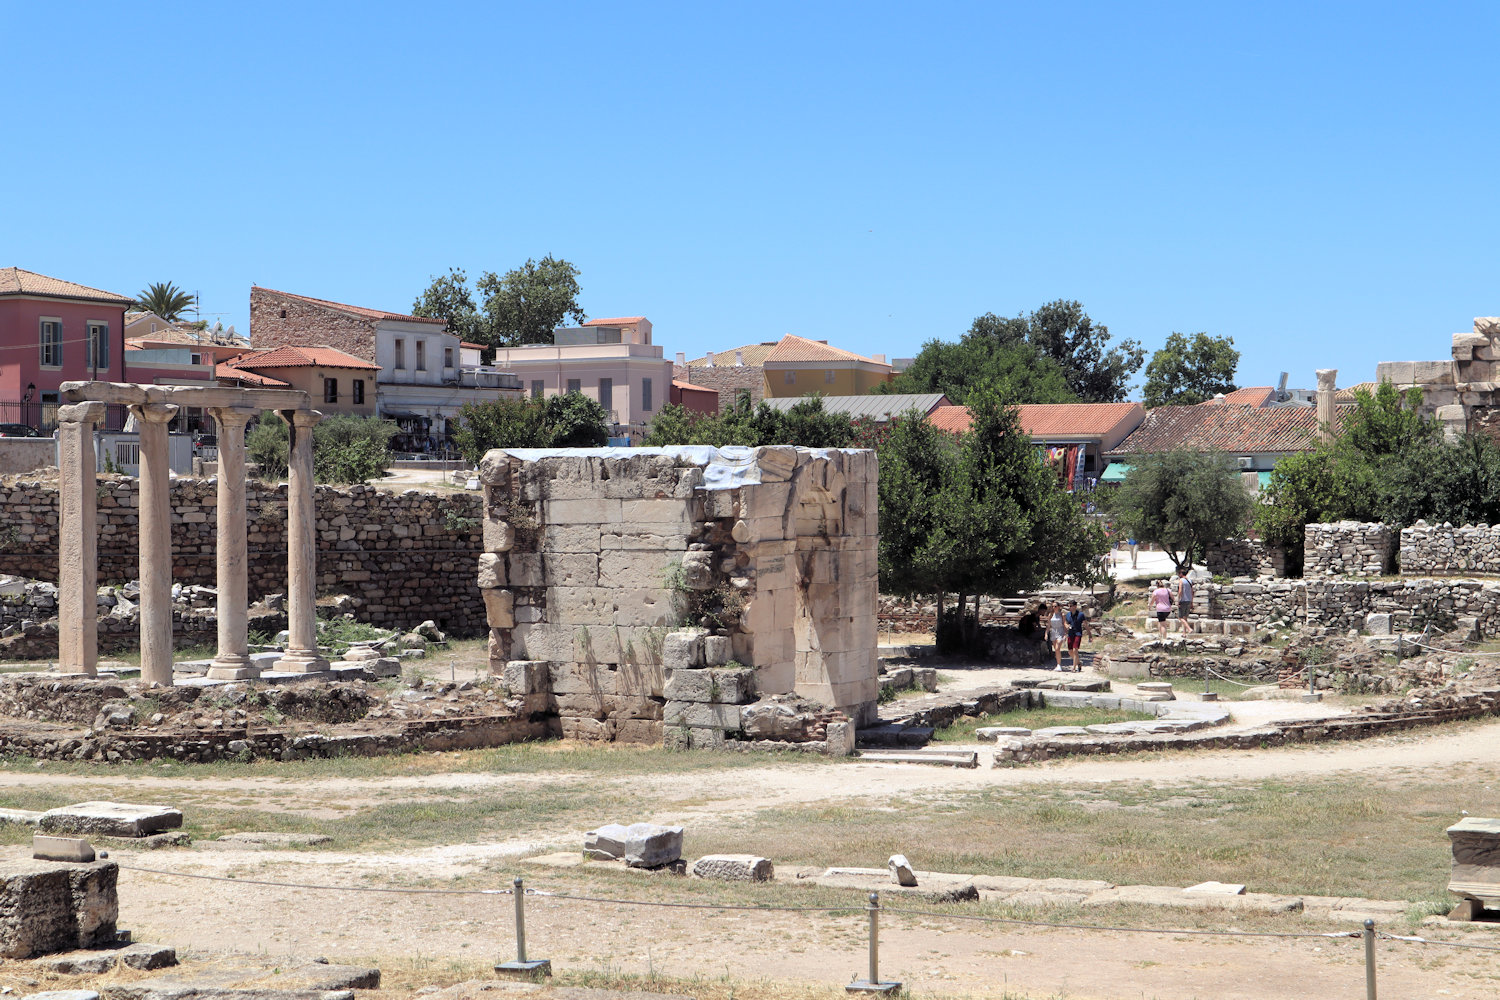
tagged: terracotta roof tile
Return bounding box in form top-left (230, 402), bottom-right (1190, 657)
top-left (684, 342), bottom-right (781, 367)
top-left (215, 362), bottom-right (290, 388)
top-left (0, 267), bottom-right (133, 305)
top-left (1201, 386), bottom-right (1275, 407)
top-left (1106, 404), bottom-right (1351, 457)
top-left (672, 379), bottom-right (716, 393)
top-left (927, 402), bottom-right (1145, 439)
top-left (764, 334), bottom-right (891, 366)
top-left (254, 286), bottom-right (445, 326)
top-left (583, 316), bottom-right (646, 326)
top-left (228, 346), bottom-right (380, 371)
top-left (928, 405), bottom-right (973, 433)
top-left (460, 341), bottom-right (487, 351)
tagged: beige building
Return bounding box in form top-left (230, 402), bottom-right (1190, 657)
top-left (217, 346), bottom-right (379, 417)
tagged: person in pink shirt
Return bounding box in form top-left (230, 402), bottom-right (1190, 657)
top-left (1151, 580), bottom-right (1172, 638)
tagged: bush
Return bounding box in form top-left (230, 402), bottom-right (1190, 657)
top-left (452, 392), bottom-right (610, 464)
top-left (244, 411), bottom-right (395, 484)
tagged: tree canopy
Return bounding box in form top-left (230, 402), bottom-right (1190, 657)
top-left (452, 392), bottom-right (611, 463)
top-left (413, 256), bottom-right (585, 348)
top-left (246, 413), bottom-right (396, 484)
top-left (135, 282), bottom-right (196, 322)
top-left (641, 396), bottom-right (874, 449)
top-left (880, 336), bottom-right (1075, 405)
top-left (1104, 449), bottom-right (1254, 570)
top-left (1141, 332), bottom-right (1240, 407)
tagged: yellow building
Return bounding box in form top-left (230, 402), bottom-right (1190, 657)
top-left (216, 345), bottom-right (379, 416)
top-left (761, 335), bottom-right (896, 398)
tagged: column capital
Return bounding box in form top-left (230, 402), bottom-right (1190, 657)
top-left (285, 408), bottom-right (324, 429)
top-left (57, 401), bottom-right (108, 425)
top-left (208, 405), bottom-right (258, 429)
top-left (129, 402), bottom-right (180, 424)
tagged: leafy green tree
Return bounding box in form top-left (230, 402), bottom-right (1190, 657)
top-left (246, 412), bottom-right (395, 484)
top-left (135, 281), bottom-right (196, 321)
top-left (1142, 332), bottom-right (1240, 407)
top-left (246, 413), bottom-right (289, 479)
top-left (1378, 435), bottom-right (1500, 528)
top-left (452, 392), bottom-right (611, 462)
top-left (881, 336), bottom-right (1076, 405)
top-left (1106, 449), bottom-right (1254, 570)
top-left (411, 267), bottom-right (485, 344)
top-left (1023, 300), bottom-right (1144, 403)
top-left (543, 392), bottom-right (610, 447)
top-left (476, 256), bottom-right (586, 346)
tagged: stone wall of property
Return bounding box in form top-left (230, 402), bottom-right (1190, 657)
top-left (1206, 538), bottom-right (1286, 578)
top-left (1399, 520), bottom-right (1500, 576)
top-left (1303, 521), bottom-right (1395, 578)
top-left (247, 286), bottom-right (379, 360)
top-left (0, 477), bottom-right (484, 636)
top-left (673, 364), bottom-right (764, 413)
top-left (1207, 577), bottom-right (1500, 634)
top-left (479, 447), bottom-right (879, 746)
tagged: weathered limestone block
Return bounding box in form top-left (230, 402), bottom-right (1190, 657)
top-left (888, 854), bottom-right (917, 887)
top-left (680, 550), bottom-right (716, 590)
top-left (662, 631), bottom-right (705, 669)
top-left (702, 634), bottom-right (731, 666)
top-left (39, 803), bottom-right (181, 839)
top-left (483, 517), bottom-right (515, 553)
top-left (0, 859), bottom-right (118, 958)
top-left (502, 660), bottom-right (550, 695)
top-left (1449, 817), bottom-right (1500, 906)
top-left (543, 553), bottom-right (599, 588)
top-left (479, 450), bottom-right (513, 485)
top-left (583, 822), bottom-right (683, 869)
top-left (477, 553), bottom-right (506, 589)
top-left (32, 837), bottom-right (93, 863)
top-left (756, 447), bottom-right (797, 482)
top-left (599, 551), bottom-right (676, 590)
top-left (665, 701), bottom-right (742, 729)
top-left (482, 589), bottom-right (515, 629)
top-left (692, 854), bottom-right (773, 882)
top-left (663, 667), bottom-right (756, 704)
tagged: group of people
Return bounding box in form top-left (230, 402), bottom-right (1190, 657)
top-left (1044, 599), bottom-right (1091, 671)
top-left (1149, 566), bottom-right (1196, 637)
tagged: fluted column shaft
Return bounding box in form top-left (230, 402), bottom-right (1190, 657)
top-left (274, 409), bottom-right (328, 673)
top-left (132, 402), bottom-right (179, 687)
top-left (207, 406), bottom-right (257, 680)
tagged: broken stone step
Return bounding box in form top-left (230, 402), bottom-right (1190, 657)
top-left (974, 726), bottom-right (1031, 742)
top-left (691, 854), bottom-right (773, 882)
top-left (857, 750), bottom-right (979, 768)
top-left (0, 808), bottom-right (45, 827)
top-left (816, 867), bottom-right (980, 903)
top-left (39, 803), bottom-right (183, 839)
top-left (39, 944), bottom-right (177, 975)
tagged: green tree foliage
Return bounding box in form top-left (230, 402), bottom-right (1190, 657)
top-left (245, 412), bottom-right (396, 484)
top-left (412, 256), bottom-right (585, 348)
top-left (1021, 300), bottom-right (1144, 403)
top-left (452, 393), bottom-right (611, 463)
top-left (1105, 449), bottom-right (1254, 570)
top-left (1141, 332), bottom-right (1241, 407)
top-left (641, 396), bottom-right (866, 449)
top-left (135, 281), bottom-right (196, 321)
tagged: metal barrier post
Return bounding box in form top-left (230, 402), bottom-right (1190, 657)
top-left (1363, 919), bottom-right (1377, 1000)
top-left (847, 891), bottom-right (901, 995)
top-left (494, 877), bottom-right (551, 979)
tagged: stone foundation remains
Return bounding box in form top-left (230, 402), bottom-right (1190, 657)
top-left (1206, 538), bottom-right (1286, 578)
top-left (1400, 520), bottom-right (1500, 576)
top-left (0, 858), bottom-right (117, 958)
top-left (1303, 521), bottom-right (1395, 579)
top-left (1375, 315), bottom-right (1500, 441)
top-left (478, 447), bottom-right (879, 745)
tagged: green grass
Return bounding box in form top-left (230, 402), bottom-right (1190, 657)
top-left (932, 706), bottom-right (1155, 742)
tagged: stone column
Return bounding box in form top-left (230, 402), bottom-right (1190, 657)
top-left (57, 402), bottom-right (107, 677)
top-left (131, 402), bottom-right (179, 687)
top-left (206, 406), bottom-right (258, 680)
top-left (1316, 369), bottom-right (1338, 443)
top-left (274, 409), bottom-right (329, 673)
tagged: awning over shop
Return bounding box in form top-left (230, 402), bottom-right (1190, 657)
top-left (1100, 462), bottom-right (1131, 483)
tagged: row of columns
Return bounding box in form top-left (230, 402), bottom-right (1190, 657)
top-left (57, 403), bottom-right (328, 686)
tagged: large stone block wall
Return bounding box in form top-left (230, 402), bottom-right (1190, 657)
top-left (1206, 538), bottom-right (1286, 578)
top-left (0, 477), bottom-right (484, 636)
top-left (1208, 577), bottom-right (1500, 633)
top-left (478, 447), bottom-right (879, 745)
top-left (1303, 522), bottom-right (1395, 578)
top-left (248, 286), bottom-right (378, 360)
top-left (1399, 520), bottom-right (1500, 575)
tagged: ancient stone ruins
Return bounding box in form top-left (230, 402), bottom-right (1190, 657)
top-left (55, 381), bottom-right (325, 685)
top-left (476, 446), bottom-right (878, 745)
top-left (1377, 315), bottom-right (1500, 439)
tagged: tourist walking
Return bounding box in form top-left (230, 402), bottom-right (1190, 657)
top-left (1174, 566), bottom-right (1194, 634)
top-left (1064, 599), bottom-right (1091, 671)
top-left (1151, 579), bottom-right (1172, 638)
top-left (1046, 602), bottom-right (1068, 670)
top-left (1127, 536), bottom-right (1139, 569)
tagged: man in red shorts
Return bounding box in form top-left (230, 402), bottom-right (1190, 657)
top-left (1064, 599), bottom-right (1091, 672)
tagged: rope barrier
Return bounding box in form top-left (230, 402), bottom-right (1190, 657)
top-left (880, 905), bottom-right (1361, 940)
top-left (1202, 664), bottom-right (1277, 688)
top-left (1378, 930), bottom-right (1500, 953)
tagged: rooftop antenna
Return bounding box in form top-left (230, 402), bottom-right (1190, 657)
top-left (1276, 371), bottom-right (1290, 402)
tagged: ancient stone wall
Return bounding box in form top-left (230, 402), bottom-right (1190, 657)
top-left (1208, 577), bottom-right (1500, 634)
top-left (1399, 520), bottom-right (1500, 575)
top-left (0, 477), bottom-right (484, 636)
top-left (1303, 521), bottom-right (1395, 578)
top-left (248, 286), bottom-right (379, 360)
top-left (1206, 537), bottom-right (1286, 578)
top-left (478, 447), bottom-right (879, 746)
top-left (673, 364), bottom-right (764, 413)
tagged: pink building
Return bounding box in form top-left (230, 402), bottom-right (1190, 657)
top-left (0, 268), bottom-right (134, 431)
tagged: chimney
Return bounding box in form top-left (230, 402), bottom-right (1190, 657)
top-left (705, 353), bottom-right (715, 367)
top-left (675, 351), bottom-right (685, 366)
top-left (735, 350), bottom-right (744, 366)
top-left (873, 354), bottom-right (886, 364)
top-left (1315, 369), bottom-right (1338, 443)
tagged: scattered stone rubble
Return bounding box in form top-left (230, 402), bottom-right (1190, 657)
top-left (583, 823), bottom-right (685, 869)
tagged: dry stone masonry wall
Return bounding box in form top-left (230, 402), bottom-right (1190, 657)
top-left (478, 446), bottom-right (878, 747)
top-left (1206, 538), bottom-right (1286, 578)
top-left (1303, 521), bottom-right (1395, 578)
top-left (1400, 520), bottom-right (1500, 576)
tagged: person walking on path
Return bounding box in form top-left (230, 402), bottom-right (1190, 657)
top-left (1127, 536), bottom-right (1139, 569)
top-left (1064, 599), bottom-right (1091, 671)
top-left (1151, 579), bottom-right (1172, 638)
top-left (1046, 602), bottom-right (1068, 670)
top-left (1174, 566), bottom-right (1195, 634)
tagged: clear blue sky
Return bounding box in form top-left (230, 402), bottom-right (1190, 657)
top-left (5, 1), bottom-right (1498, 394)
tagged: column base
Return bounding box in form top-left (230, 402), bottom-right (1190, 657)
top-left (273, 650), bottom-right (331, 673)
top-left (206, 654), bottom-right (260, 681)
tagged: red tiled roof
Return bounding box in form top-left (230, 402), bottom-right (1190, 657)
top-left (926, 402), bottom-right (1145, 439)
top-left (254, 286), bottom-right (445, 325)
top-left (228, 346), bottom-right (380, 371)
top-left (685, 342), bottom-right (781, 367)
top-left (1201, 386), bottom-right (1275, 407)
top-left (672, 379), bottom-right (716, 393)
top-left (928, 405), bottom-right (973, 433)
top-left (1106, 404), bottom-right (1351, 457)
top-left (764, 334), bottom-right (891, 366)
top-left (0, 267), bottom-right (133, 305)
top-left (215, 362), bottom-right (290, 388)
top-left (583, 316), bottom-right (646, 326)
top-left (460, 341), bottom-right (487, 351)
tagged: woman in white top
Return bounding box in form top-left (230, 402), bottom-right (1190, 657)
top-left (1046, 602), bottom-right (1068, 670)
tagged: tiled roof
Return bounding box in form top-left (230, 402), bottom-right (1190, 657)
top-left (0, 267), bottom-right (133, 305)
top-left (672, 379), bottom-right (716, 393)
top-left (1336, 381), bottom-right (1378, 402)
top-left (1106, 404), bottom-right (1351, 457)
top-left (460, 341), bottom-right (487, 351)
top-left (254, 286), bottom-right (445, 325)
top-left (215, 362), bottom-right (290, 388)
top-left (765, 334), bottom-right (891, 366)
top-left (1202, 386), bottom-right (1275, 407)
top-left (761, 393), bottom-right (950, 422)
top-left (926, 402), bottom-right (1144, 439)
top-left (684, 342), bottom-right (782, 367)
top-left (228, 346), bottom-right (380, 371)
top-left (584, 316), bottom-right (646, 326)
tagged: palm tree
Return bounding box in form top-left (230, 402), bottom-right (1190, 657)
top-left (135, 281), bottom-right (197, 322)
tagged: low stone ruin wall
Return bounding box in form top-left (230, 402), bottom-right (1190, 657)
top-left (1303, 521), bottom-right (1395, 578)
top-left (1400, 520), bottom-right (1500, 576)
top-left (0, 476), bottom-right (485, 637)
top-left (1207, 577), bottom-right (1500, 633)
top-left (1206, 538), bottom-right (1286, 578)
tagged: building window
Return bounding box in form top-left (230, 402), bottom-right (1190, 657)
top-left (599, 378), bottom-right (613, 413)
top-left (444, 347), bottom-right (454, 369)
top-left (39, 319), bottom-right (62, 367)
top-left (394, 339), bottom-right (405, 369)
top-left (784, 370), bottom-right (795, 385)
top-left (824, 369), bottom-right (835, 383)
top-left (88, 323), bottom-right (109, 371)
top-left (353, 380), bottom-right (365, 405)
top-left (190, 353), bottom-right (201, 365)
top-left (416, 341), bottom-right (426, 371)
top-left (279, 309), bottom-right (287, 319)
top-left (642, 377), bottom-right (653, 412)
top-left (530, 380), bottom-right (544, 399)
top-left (566, 378), bottom-right (581, 394)
top-left (324, 378), bottom-right (338, 403)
